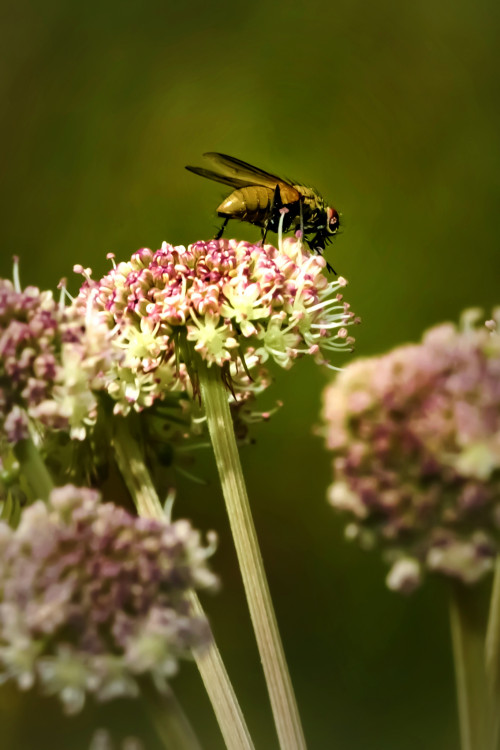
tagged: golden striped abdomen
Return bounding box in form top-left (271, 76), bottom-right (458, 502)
top-left (217, 186), bottom-right (274, 227)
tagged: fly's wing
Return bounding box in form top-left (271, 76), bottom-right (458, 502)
top-left (203, 153), bottom-right (287, 187)
top-left (185, 165), bottom-right (250, 190)
top-left (186, 153), bottom-right (301, 201)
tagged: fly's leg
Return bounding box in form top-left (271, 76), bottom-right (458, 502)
top-left (326, 260), bottom-right (337, 275)
top-left (262, 184), bottom-right (283, 245)
top-left (313, 246), bottom-right (336, 275)
top-left (215, 217), bottom-right (229, 240)
top-left (299, 196), bottom-right (304, 236)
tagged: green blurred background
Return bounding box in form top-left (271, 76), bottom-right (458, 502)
top-left (1, 0), bottom-right (500, 747)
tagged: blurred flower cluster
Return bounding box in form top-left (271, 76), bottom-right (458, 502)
top-left (76, 238), bottom-right (357, 411)
top-left (0, 274), bottom-right (116, 444)
top-left (89, 729), bottom-right (143, 750)
top-left (323, 309), bottom-right (500, 592)
top-left (0, 485), bottom-right (216, 713)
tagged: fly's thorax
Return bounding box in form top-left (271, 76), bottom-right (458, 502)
top-left (293, 184), bottom-right (326, 213)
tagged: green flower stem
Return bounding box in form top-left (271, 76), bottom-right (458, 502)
top-left (112, 414), bottom-right (255, 750)
top-left (112, 416), bottom-right (163, 519)
top-left (485, 555), bottom-right (500, 746)
top-left (144, 683), bottom-right (205, 750)
top-left (198, 359), bottom-right (307, 750)
top-left (13, 436), bottom-right (53, 501)
top-left (449, 582), bottom-right (496, 750)
top-left (185, 589), bottom-right (258, 750)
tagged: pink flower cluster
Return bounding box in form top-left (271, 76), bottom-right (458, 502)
top-left (323, 309), bottom-right (500, 592)
top-left (77, 238), bottom-right (357, 412)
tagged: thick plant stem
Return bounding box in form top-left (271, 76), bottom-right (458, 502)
top-left (144, 683), bottom-right (205, 750)
top-left (485, 556), bottom-right (500, 746)
top-left (112, 415), bottom-right (255, 750)
top-left (198, 360), bottom-right (307, 750)
top-left (449, 583), bottom-right (496, 750)
top-left (14, 436), bottom-right (53, 501)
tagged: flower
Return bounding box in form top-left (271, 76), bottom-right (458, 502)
top-left (76, 237), bottom-right (357, 412)
top-left (0, 266), bottom-right (117, 443)
top-left (322, 309), bottom-right (500, 591)
top-left (0, 485), bottom-right (216, 713)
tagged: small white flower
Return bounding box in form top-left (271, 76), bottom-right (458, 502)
top-left (187, 312), bottom-right (238, 366)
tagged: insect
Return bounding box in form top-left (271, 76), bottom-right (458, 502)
top-left (185, 153), bottom-right (340, 272)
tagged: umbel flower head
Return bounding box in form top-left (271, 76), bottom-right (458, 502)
top-left (322, 309), bottom-right (500, 593)
top-left (76, 237), bottom-right (357, 413)
top-left (0, 264), bottom-right (116, 443)
top-left (0, 485), bottom-right (216, 713)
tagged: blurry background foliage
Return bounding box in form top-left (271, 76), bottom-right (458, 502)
top-left (0, 0), bottom-right (499, 747)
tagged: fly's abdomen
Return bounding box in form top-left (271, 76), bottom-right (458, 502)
top-left (217, 186), bottom-right (273, 226)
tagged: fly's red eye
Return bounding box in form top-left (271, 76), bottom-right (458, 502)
top-left (327, 207), bottom-right (339, 232)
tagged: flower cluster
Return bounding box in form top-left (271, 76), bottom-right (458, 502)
top-left (323, 309), bottom-right (500, 592)
top-left (89, 730), bottom-right (143, 750)
top-left (0, 272), bottom-right (115, 443)
top-left (76, 238), bottom-right (357, 413)
top-left (0, 485), bottom-right (216, 713)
